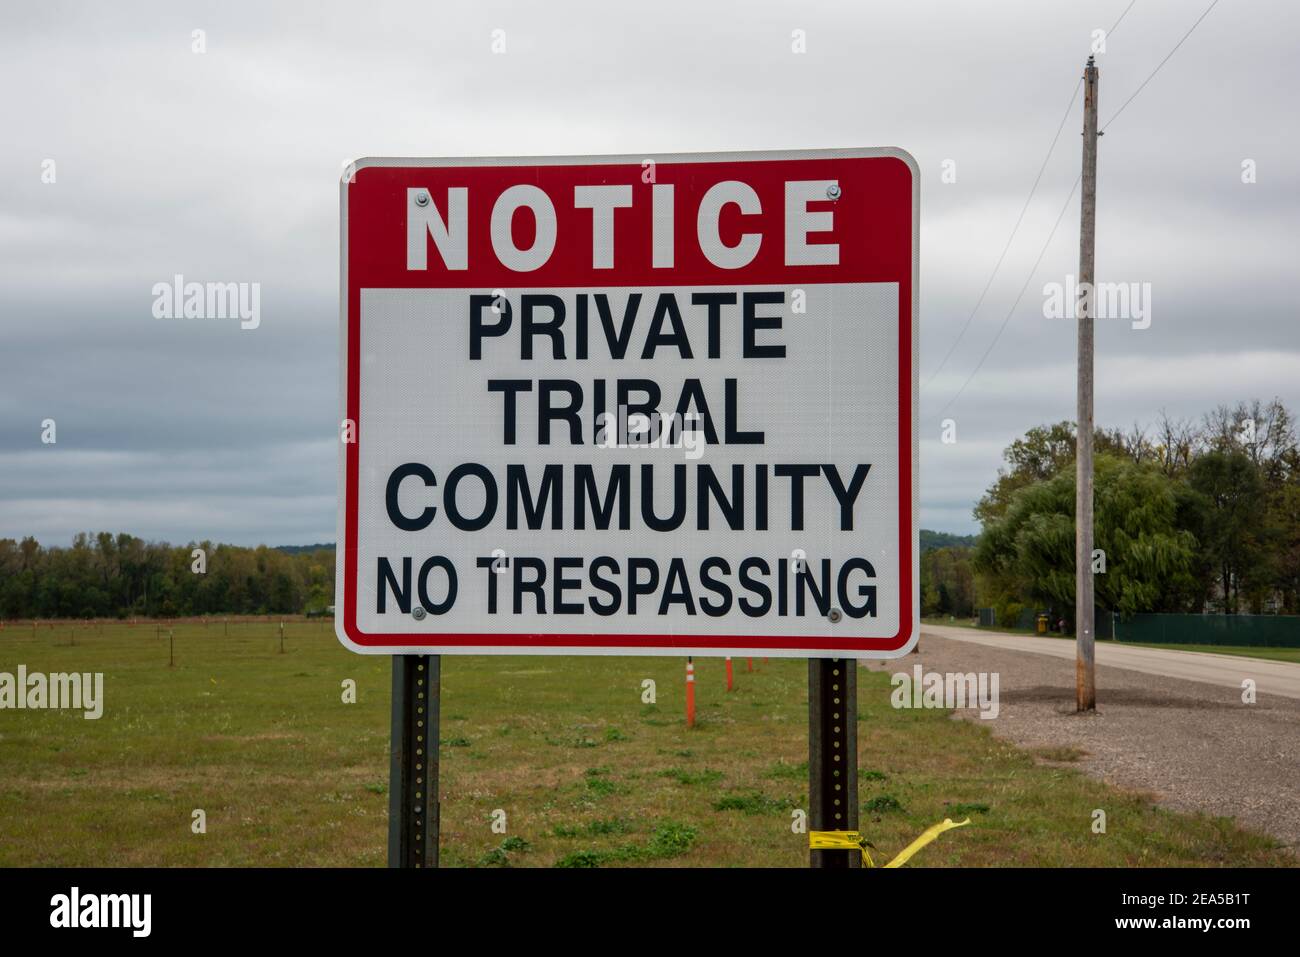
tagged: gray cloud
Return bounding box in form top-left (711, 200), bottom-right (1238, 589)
top-left (1, 0), bottom-right (1296, 543)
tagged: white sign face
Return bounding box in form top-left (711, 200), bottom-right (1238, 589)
top-left (338, 148), bottom-right (918, 657)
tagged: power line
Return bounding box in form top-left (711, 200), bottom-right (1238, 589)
top-left (929, 0), bottom-right (1219, 415)
top-left (1102, 0), bottom-right (1222, 132)
top-left (921, 1), bottom-right (1139, 391)
top-left (922, 76), bottom-right (1081, 390)
top-left (935, 0), bottom-right (1216, 410)
top-left (938, 172), bottom-right (1082, 418)
top-left (1106, 0), bottom-right (1140, 40)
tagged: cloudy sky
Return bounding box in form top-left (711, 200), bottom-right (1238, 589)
top-left (1, 0), bottom-right (1295, 546)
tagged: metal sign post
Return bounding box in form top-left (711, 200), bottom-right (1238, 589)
top-left (388, 654), bottom-right (440, 868)
top-left (809, 657), bottom-right (859, 867)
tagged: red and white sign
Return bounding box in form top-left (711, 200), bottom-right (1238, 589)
top-left (336, 149), bottom-right (918, 657)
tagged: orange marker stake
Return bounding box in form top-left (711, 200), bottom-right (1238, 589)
top-left (747, 657), bottom-right (753, 672)
top-left (686, 657), bottom-right (696, 728)
top-left (726, 656), bottom-right (734, 691)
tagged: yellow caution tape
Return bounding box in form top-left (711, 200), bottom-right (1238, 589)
top-left (809, 829), bottom-right (875, 867)
top-left (809, 818), bottom-right (970, 868)
top-left (880, 817), bottom-right (971, 867)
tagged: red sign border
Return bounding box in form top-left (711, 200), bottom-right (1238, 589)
top-left (337, 148), bottom-right (919, 657)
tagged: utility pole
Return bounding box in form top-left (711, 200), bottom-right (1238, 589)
top-left (1076, 56), bottom-right (1099, 712)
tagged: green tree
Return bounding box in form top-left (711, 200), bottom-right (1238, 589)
top-left (975, 456), bottom-right (1198, 622)
top-left (0, 534), bottom-right (336, 619)
top-left (1184, 450), bottom-right (1270, 613)
top-left (1269, 474), bottom-right (1300, 612)
top-left (974, 421), bottom-right (1128, 526)
top-left (920, 545), bottom-right (975, 618)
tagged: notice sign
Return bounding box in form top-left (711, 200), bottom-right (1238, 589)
top-left (337, 148), bottom-right (917, 657)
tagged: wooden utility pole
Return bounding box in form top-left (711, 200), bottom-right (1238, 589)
top-left (1076, 56), bottom-right (1099, 712)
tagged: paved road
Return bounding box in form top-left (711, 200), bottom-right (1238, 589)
top-left (920, 624), bottom-right (1300, 700)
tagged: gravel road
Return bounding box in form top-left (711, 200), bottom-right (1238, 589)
top-left (862, 631), bottom-right (1300, 852)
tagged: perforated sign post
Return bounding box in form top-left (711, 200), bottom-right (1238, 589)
top-left (337, 148), bottom-right (919, 867)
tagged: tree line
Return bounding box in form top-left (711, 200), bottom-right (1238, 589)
top-left (0, 534), bottom-right (335, 619)
top-left (924, 398), bottom-right (1300, 628)
top-left (920, 530), bottom-right (977, 619)
top-left (7, 398), bottom-right (1296, 625)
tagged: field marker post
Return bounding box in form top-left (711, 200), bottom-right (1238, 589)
top-left (808, 658), bottom-right (859, 868)
top-left (725, 656), bottom-right (734, 691)
top-left (685, 657), bottom-right (696, 728)
top-left (279, 620), bottom-right (285, 654)
top-left (388, 654), bottom-right (440, 868)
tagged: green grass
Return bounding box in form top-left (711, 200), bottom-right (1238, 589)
top-left (552, 817), bottom-right (634, 838)
top-left (553, 820), bottom-right (698, 868)
top-left (921, 616), bottom-right (1040, 636)
top-left (924, 617), bottom-right (1300, 662)
top-left (0, 618), bottom-right (1290, 867)
top-left (660, 767), bottom-right (724, 787)
top-left (1032, 745), bottom-right (1089, 763)
top-left (1114, 642), bottom-right (1300, 664)
top-left (711, 790), bottom-right (797, 815)
top-left (863, 794), bottom-right (905, 814)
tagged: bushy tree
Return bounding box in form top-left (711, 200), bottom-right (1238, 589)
top-left (920, 545), bottom-right (975, 618)
top-left (973, 398), bottom-right (1300, 616)
top-left (0, 534), bottom-right (334, 619)
top-left (974, 421), bottom-right (1128, 526)
top-left (975, 456), bottom-right (1198, 621)
top-left (1184, 450), bottom-right (1270, 613)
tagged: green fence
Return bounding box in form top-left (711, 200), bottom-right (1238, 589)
top-left (1116, 613), bottom-right (1300, 648)
top-left (1096, 611), bottom-right (1114, 639)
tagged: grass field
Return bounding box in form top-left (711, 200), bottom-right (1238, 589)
top-left (0, 619), bottom-right (1290, 867)
top-left (922, 616), bottom-right (1039, 636)
top-left (922, 617), bottom-right (1300, 663)
top-left (1114, 643), bottom-right (1300, 664)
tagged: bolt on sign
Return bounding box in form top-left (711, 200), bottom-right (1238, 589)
top-left (337, 148), bottom-right (918, 657)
